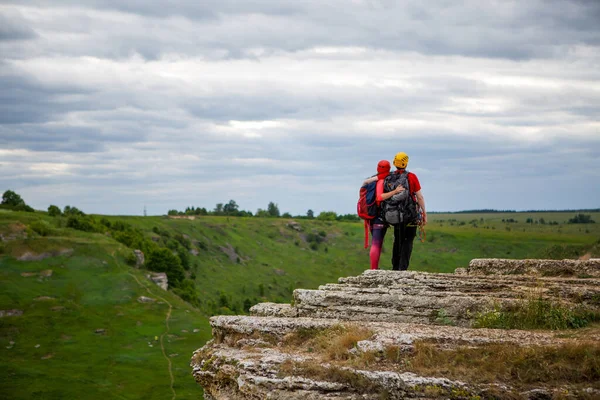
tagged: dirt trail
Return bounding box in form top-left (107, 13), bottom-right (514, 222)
top-left (127, 271), bottom-right (176, 400)
top-left (111, 251), bottom-right (177, 398)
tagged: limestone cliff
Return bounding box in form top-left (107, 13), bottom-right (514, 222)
top-left (191, 259), bottom-right (600, 399)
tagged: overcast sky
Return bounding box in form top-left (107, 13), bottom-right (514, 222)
top-left (1, 0), bottom-right (599, 216)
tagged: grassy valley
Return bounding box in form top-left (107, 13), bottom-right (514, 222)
top-left (1, 209), bottom-right (599, 399)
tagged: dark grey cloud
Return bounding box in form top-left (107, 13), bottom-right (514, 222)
top-left (0, 71), bottom-right (96, 124)
top-left (2, 0), bottom-right (600, 61)
top-left (0, 11), bottom-right (38, 41)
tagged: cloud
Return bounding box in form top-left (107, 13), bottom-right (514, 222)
top-left (3, 0), bottom-right (600, 61)
top-left (0, 9), bottom-right (38, 41)
top-left (0, 0), bottom-right (599, 215)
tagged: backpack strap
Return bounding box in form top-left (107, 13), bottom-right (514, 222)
top-left (364, 220), bottom-right (369, 249)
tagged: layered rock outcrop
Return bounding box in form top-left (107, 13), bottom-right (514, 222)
top-left (192, 259), bottom-right (600, 399)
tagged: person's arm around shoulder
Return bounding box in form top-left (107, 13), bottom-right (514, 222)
top-left (377, 178), bottom-right (404, 204)
top-left (362, 176), bottom-right (377, 186)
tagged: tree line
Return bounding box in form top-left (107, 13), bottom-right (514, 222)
top-left (167, 199), bottom-right (360, 222)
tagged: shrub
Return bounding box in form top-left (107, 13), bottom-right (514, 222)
top-left (66, 216), bottom-right (97, 232)
top-left (30, 220), bottom-right (52, 236)
top-left (306, 233), bottom-right (324, 244)
top-left (48, 205), bottom-right (62, 217)
top-left (100, 218), bottom-right (111, 228)
top-left (63, 205), bottom-right (85, 216)
top-left (177, 247), bottom-right (190, 270)
top-left (172, 279), bottom-right (199, 306)
top-left (113, 229), bottom-right (156, 255)
top-left (146, 248), bottom-right (185, 286)
top-left (568, 214), bottom-right (595, 224)
top-left (111, 220), bottom-right (130, 231)
top-left (124, 251), bottom-right (137, 266)
top-left (174, 233), bottom-right (191, 249)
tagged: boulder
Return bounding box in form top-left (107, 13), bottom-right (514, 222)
top-left (137, 296), bottom-right (156, 303)
top-left (146, 272), bottom-right (168, 291)
top-left (134, 250), bottom-right (145, 268)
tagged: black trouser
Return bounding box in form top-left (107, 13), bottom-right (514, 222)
top-left (391, 223), bottom-right (417, 271)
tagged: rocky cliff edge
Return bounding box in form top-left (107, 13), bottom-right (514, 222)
top-left (191, 259), bottom-right (600, 399)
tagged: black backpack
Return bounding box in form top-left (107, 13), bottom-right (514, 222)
top-left (383, 170), bottom-right (418, 225)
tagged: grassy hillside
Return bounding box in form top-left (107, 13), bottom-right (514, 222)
top-left (0, 212), bottom-right (210, 400)
top-left (1, 209), bottom-right (599, 399)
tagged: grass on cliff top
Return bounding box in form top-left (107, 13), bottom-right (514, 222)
top-left (279, 324), bottom-right (600, 396)
top-left (473, 297), bottom-right (600, 330)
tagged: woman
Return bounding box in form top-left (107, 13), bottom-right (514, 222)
top-left (362, 160), bottom-right (405, 269)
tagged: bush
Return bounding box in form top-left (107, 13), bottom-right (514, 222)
top-left (172, 279), bottom-right (199, 306)
top-left (568, 214), bottom-right (595, 224)
top-left (124, 251), bottom-right (137, 266)
top-left (177, 247), bottom-right (190, 270)
top-left (113, 229), bottom-right (156, 255)
top-left (146, 248), bottom-right (185, 286)
top-left (66, 216), bottom-right (97, 232)
top-left (111, 220), bottom-right (129, 231)
top-left (174, 233), bottom-right (191, 250)
top-left (306, 233), bottom-right (324, 244)
top-left (63, 205), bottom-right (85, 216)
top-left (30, 220), bottom-right (52, 236)
top-left (0, 203), bottom-right (34, 212)
top-left (48, 205), bottom-right (62, 217)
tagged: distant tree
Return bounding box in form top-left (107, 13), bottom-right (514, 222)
top-left (47, 205), bottom-right (62, 217)
top-left (194, 207), bottom-right (208, 215)
top-left (214, 203), bottom-right (224, 215)
top-left (1, 190), bottom-right (24, 207)
top-left (267, 202), bottom-right (280, 217)
top-left (337, 213), bottom-right (360, 222)
top-left (255, 208), bottom-right (269, 218)
top-left (167, 209), bottom-right (179, 216)
top-left (317, 211), bottom-right (337, 221)
top-left (63, 205), bottom-right (85, 216)
top-left (539, 217), bottom-right (546, 225)
top-left (568, 214), bottom-right (595, 224)
top-left (223, 200), bottom-right (239, 215)
top-left (307, 209), bottom-right (314, 219)
top-left (281, 212), bottom-right (292, 218)
top-left (185, 206), bottom-right (196, 215)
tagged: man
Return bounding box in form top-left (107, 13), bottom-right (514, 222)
top-left (384, 152), bottom-right (427, 271)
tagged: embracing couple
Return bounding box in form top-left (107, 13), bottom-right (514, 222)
top-left (362, 152), bottom-right (427, 271)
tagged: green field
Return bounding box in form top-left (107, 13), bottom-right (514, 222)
top-left (1, 209), bottom-right (599, 399)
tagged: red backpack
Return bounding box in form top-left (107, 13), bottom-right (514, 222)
top-left (357, 178), bottom-right (379, 248)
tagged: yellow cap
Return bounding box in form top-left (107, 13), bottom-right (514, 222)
top-left (393, 152), bottom-right (409, 168)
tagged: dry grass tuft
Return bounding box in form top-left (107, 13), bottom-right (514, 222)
top-left (283, 324), bottom-right (374, 361)
top-left (279, 360), bottom-right (381, 393)
top-left (404, 341), bottom-right (600, 388)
